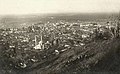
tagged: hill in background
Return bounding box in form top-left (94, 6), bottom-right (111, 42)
top-left (0, 13), bottom-right (118, 29)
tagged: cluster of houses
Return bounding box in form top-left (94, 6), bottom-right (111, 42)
top-left (0, 20), bottom-right (119, 51)
top-left (0, 20), bottom-right (119, 68)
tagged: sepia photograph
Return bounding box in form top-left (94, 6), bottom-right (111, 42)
top-left (0, 0), bottom-right (120, 74)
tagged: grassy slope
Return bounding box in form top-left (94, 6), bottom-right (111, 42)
top-left (1, 39), bottom-right (120, 74)
top-left (17, 38), bottom-right (120, 74)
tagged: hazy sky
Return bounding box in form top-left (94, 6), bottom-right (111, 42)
top-left (0, 0), bottom-right (120, 15)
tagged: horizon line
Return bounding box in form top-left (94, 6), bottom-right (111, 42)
top-left (0, 12), bottom-right (119, 16)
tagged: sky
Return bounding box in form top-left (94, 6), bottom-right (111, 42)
top-left (0, 0), bottom-right (120, 15)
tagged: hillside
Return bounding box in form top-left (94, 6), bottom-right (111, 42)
top-left (0, 38), bottom-right (120, 74)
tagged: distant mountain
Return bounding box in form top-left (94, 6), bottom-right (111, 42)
top-left (0, 13), bottom-right (118, 28)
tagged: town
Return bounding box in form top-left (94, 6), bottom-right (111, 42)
top-left (0, 18), bottom-right (119, 73)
